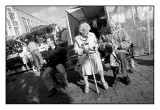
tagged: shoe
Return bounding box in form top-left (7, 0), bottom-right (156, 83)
top-left (62, 78), bottom-right (69, 90)
top-left (123, 76), bottom-right (131, 85)
top-left (63, 82), bottom-right (69, 90)
top-left (112, 77), bottom-right (119, 87)
top-left (84, 86), bottom-right (89, 94)
top-left (47, 88), bottom-right (57, 97)
top-left (102, 82), bottom-right (109, 90)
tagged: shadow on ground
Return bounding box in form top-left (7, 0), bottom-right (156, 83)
top-left (6, 71), bottom-right (73, 104)
top-left (66, 68), bottom-right (115, 93)
top-left (134, 58), bottom-right (154, 66)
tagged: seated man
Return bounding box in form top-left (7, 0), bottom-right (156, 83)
top-left (99, 20), bottom-right (131, 86)
top-left (41, 36), bottom-right (69, 97)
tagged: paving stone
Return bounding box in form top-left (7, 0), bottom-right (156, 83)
top-left (144, 75), bottom-right (154, 84)
top-left (103, 87), bottom-right (116, 98)
top-left (71, 99), bottom-right (82, 104)
top-left (111, 95), bottom-right (128, 103)
top-left (142, 91), bottom-right (154, 99)
top-left (137, 98), bottom-right (154, 104)
top-left (96, 97), bottom-right (111, 104)
top-left (135, 67), bottom-right (151, 77)
top-left (130, 77), bottom-right (138, 85)
top-left (67, 87), bottom-right (82, 95)
top-left (135, 63), bottom-right (154, 75)
top-left (136, 83), bottom-right (153, 92)
top-left (134, 74), bottom-right (151, 84)
top-left (113, 82), bottom-right (128, 90)
top-left (128, 84), bottom-right (142, 93)
top-left (139, 65), bottom-right (154, 73)
top-left (120, 100), bottom-right (138, 104)
top-left (133, 72), bottom-right (143, 82)
top-left (70, 92), bottom-right (83, 101)
top-left (82, 92), bottom-right (96, 101)
top-left (82, 99), bottom-right (97, 104)
top-left (114, 86), bottom-right (132, 96)
top-left (88, 82), bottom-right (104, 92)
top-left (55, 94), bottom-right (73, 104)
top-left (68, 83), bottom-right (78, 88)
top-left (126, 92), bottom-right (145, 101)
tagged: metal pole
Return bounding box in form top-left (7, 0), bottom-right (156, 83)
top-left (88, 54), bottom-right (99, 93)
top-left (65, 11), bottom-right (73, 45)
top-left (147, 9), bottom-right (151, 55)
top-left (104, 6), bottom-right (109, 20)
top-left (131, 7), bottom-right (135, 27)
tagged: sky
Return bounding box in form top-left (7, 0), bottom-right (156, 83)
top-left (14, 6), bottom-right (70, 27)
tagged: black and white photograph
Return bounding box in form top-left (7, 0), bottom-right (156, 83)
top-left (5, 5), bottom-right (154, 104)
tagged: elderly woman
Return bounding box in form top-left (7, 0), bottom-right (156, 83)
top-left (74, 22), bottom-right (108, 93)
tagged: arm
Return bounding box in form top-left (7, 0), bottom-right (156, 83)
top-left (119, 29), bottom-right (131, 49)
top-left (74, 37), bottom-right (84, 55)
top-left (83, 33), bottom-right (98, 54)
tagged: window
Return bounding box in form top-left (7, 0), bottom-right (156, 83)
top-left (30, 20), bottom-right (34, 28)
top-left (9, 13), bottom-right (15, 20)
top-left (22, 17), bottom-right (30, 32)
top-left (7, 8), bottom-right (11, 12)
top-left (6, 19), bottom-right (11, 28)
top-left (12, 21), bottom-right (18, 26)
top-left (27, 19), bottom-right (32, 29)
top-left (14, 27), bottom-right (20, 36)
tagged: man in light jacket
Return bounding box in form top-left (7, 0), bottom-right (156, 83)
top-left (99, 20), bottom-right (131, 86)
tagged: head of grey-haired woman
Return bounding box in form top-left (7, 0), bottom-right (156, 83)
top-left (79, 22), bottom-right (91, 37)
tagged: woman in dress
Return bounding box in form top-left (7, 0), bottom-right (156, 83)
top-left (74, 22), bottom-right (108, 93)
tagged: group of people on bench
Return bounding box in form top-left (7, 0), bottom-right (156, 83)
top-left (19, 19), bottom-right (132, 97)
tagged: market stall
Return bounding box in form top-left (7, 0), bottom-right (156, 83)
top-left (66, 6), bottom-right (107, 45)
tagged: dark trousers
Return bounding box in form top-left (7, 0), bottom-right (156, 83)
top-left (117, 52), bottom-right (128, 77)
top-left (31, 49), bottom-right (44, 71)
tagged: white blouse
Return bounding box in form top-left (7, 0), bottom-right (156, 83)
top-left (74, 32), bottom-right (98, 55)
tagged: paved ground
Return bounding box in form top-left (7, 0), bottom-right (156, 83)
top-left (6, 55), bottom-right (154, 104)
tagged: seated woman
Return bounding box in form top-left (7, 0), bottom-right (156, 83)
top-left (74, 22), bottom-right (108, 94)
top-left (41, 36), bottom-right (69, 97)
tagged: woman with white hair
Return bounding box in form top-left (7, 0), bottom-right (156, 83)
top-left (74, 22), bottom-right (108, 93)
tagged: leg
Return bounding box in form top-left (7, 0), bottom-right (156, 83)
top-left (117, 52), bottom-right (128, 77)
top-left (83, 75), bottom-right (89, 93)
top-left (111, 66), bottom-right (119, 86)
top-left (31, 51), bottom-right (41, 72)
top-left (42, 67), bottom-right (57, 97)
top-left (42, 67), bottom-right (54, 91)
top-left (55, 64), bottom-right (69, 90)
top-left (99, 70), bottom-right (108, 89)
top-left (117, 52), bottom-right (131, 85)
top-left (35, 50), bottom-right (44, 65)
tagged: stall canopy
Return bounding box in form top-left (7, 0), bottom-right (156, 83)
top-left (66, 6), bottom-right (107, 45)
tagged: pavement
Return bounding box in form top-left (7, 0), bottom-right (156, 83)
top-left (6, 55), bottom-right (154, 104)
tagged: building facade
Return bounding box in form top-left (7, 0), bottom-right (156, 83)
top-left (6, 6), bottom-right (49, 40)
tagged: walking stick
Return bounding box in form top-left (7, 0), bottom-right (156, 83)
top-left (87, 53), bottom-right (99, 93)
